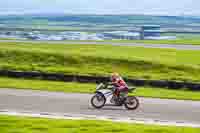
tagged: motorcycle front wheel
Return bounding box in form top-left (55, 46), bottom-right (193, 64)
top-left (91, 93), bottom-right (106, 109)
top-left (124, 96), bottom-right (139, 110)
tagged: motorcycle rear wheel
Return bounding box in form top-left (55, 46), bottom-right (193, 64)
top-left (124, 96), bottom-right (139, 110)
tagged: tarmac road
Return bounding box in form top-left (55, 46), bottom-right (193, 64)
top-left (0, 40), bottom-right (200, 50)
top-left (0, 88), bottom-right (200, 126)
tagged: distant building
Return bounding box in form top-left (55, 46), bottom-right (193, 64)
top-left (103, 31), bottom-right (140, 40)
top-left (140, 25), bottom-right (161, 40)
top-left (103, 26), bottom-right (161, 40)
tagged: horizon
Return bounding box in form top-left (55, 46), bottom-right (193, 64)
top-left (1, 0), bottom-right (200, 16)
top-left (0, 12), bottom-right (200, 18)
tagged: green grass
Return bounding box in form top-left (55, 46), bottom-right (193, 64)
top-left (0, 77), bottom-right (95, 93)
top-left (0, 115), bottom-right (199, 133)
top-left (98, 39), bottom-right (200, 45)
top-left (1, 77), bottom-right (200, 101)
top-left (0, 41), bottom-right (200, 82)
top-left (24, 39), bottom-right (200, 45)
top-left (54, 38), bottom-right (200, 45)
top-left (0, 38), bottom-right (18, 40)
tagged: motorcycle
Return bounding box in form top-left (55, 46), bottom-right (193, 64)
top-left (91, 83), bottom-right (139, 110)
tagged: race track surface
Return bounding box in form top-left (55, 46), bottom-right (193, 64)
top-left (0, 89), bottom-right (200, 125)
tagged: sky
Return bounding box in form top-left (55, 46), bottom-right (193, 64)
top-left (0, 0), bottom-right (200, 15)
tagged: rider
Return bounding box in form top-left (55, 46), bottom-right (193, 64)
top-left (110, 72), bottom-right (129, 99)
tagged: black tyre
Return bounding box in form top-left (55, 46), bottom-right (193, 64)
top-left (91, 93), bottom-right (106, 109)
top-left (124, 96), bottom-right (139, 110)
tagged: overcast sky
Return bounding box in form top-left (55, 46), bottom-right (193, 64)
top-left (0, 0), bottom-right (199, 15)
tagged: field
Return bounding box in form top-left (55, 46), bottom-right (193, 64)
top-left (104, 39), bottom-right (200, 45)
top-left (1, 77), bottom-right (200, 100)
top-left (63, 38), bottom-right (200, 45)
top-left (0, 42), bottom-right (200, 83)
top-left (0, 38), bottom-right (18, 40)
top-left (0, 115), bottom-right (199, 133)
top-left (51, 39), bottom-right (200, 45)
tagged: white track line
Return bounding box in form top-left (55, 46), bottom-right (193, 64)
top-left (0, 110), bottom-right (199, 128)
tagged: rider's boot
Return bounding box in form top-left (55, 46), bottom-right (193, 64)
top-left (110, 96), bottom-right (115, 103)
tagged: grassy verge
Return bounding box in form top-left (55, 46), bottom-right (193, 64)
top-left (0, 115), bottom-right (199, 133)
top-left (1, 77), bottom-right (200, 101)
top-left (100, 39), bottom-right (200, 45)
top-left (0, 42), bottom-right (200, 82)
top-left (0, 38), bottom-right (18, 40)
top-left (56, 39), bottom-right (200, 45)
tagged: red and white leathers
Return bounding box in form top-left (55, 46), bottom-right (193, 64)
top-left (111, 76), bottom-right (128, 97)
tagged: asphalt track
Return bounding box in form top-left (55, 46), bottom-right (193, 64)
top-left (1, 40), bottom-right (200, 50)
top-left (0, 88), bottom-right (200, 126)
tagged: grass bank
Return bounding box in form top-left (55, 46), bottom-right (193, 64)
top-left (59, 39), bottom-right (200, 45)
top-left (0, 38), bottom-right (18, 40)
top-left (0, 42), bottom-right (200, 82)
top-left (1, 77), bottom-right (200, 101)
top-left (107, 39), bottom-right (200, 45)
top-left (0, 115), bottom-right (199, 133)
